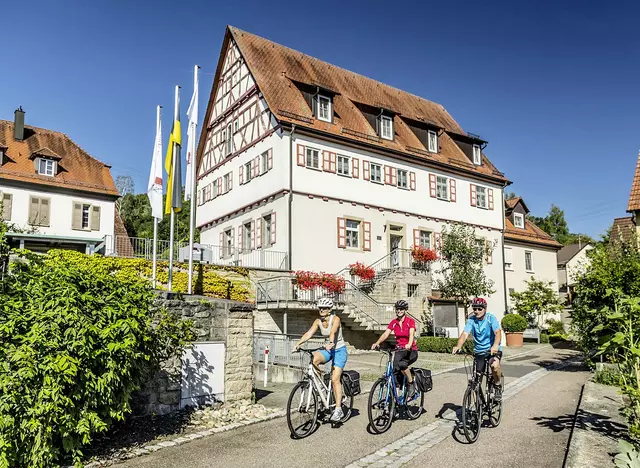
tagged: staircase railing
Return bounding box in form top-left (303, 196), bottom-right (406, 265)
top-left (336, 248), bottom-right (415, 283)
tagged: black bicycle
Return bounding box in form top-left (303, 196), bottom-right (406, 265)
top-left (458, 350), bottom-right (504, 443)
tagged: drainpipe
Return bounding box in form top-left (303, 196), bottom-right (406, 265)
top-left (501, 186), bottom-right (508, 317)
top-left (288, 124), bottom-right (296, 271)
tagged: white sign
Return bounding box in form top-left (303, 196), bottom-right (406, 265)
top-left (180, 342), bottom-right (225, 408)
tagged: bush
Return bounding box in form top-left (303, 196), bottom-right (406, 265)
top-left (540, 332), bottom-right (550, 344)
top-left (0, 249), bottom-right (194, 467)
top-left (548, 333), bottom-right (568, 343)
top-left (595, 366), bottom-right (625, 387)
top-left (546, 318), bottom-right (565, 335)
top-left (501, 313), bottom-right (528, 333)
top-left (417, 336), bottom-right (474, 354)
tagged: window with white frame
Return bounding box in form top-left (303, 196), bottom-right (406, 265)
top-left (397, 169), bottom-right (408, 189)
top-left (380, 115), bottom-right (393, 140)
top-left (514, 212), bottom-right (525, 228)
top-left (428, 130), bottom-right (438, 153)
top-left (370, 163), bottom-right (382, 183)
top-left (504, 247), bottom-right (513, 270)
top-left (38, 159), bottom-right (55, 176)
top-left (212, 179), bottom-right (219, 198)
top-left (261, 151), bottom-right (269, 174)
top-left (243, 221), bottom-right (252, 251)
top-left (234, 120), bottom-right (239, 132)
top-left (81, 204), bottom-right (91, 229)
top-left (525, 251), bottom-right (533, 272)
top-left (473, 144), bottom-right (482, 165)
top-left (317, 95), bottom-right (332, 122)
top-left (419, 230), bottom-right (431, 248)
top-left (346, 219), bottom-right (360, 248)
top-left (337, 155), bottom-right (350, 176)
top-left (226, 123), bottom-right (233, 155)
top-left (436, 175), bottom-right (449, 200)
top-left (476, 186), bottom-right (487, 209)
top-left (223, 228), bottom-right (233, 257)
top-left (224, 172), bottom-right (232, 193)
top-left (263, 214), bottom-right (273, 246)
top-left (306, 147), bottom-right (320, 169)
top-left (244, 161), bottom-right (252, 182)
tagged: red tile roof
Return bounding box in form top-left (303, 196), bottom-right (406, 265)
top-left (0, 120), bottom-right (118, 197)
top-left (611, 216), bottom-right (636, 244)
top-left (628, 152), bottom-right (640, 212)
top-left (199, 26), bottom-right (509, 185)
top-left (504, 197), bottom-right (561, 249)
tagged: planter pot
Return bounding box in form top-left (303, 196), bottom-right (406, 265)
top-left (505, 332), bottom-right (524, 348)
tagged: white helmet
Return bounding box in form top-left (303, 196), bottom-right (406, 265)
top-left (317, 297), bottom-right (334, 309)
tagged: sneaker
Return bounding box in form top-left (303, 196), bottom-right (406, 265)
top-left (493, 383), bottom-right (502, 402)
top-left (330, 407), bottom-right (344, 422)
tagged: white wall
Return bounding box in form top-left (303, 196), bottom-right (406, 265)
top-left (0, 183), bottom-right (115, 240)
top-left (566, 245), bottom-right (593, 286)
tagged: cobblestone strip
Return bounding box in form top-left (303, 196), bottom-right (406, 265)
top-left (346, 357), bottom-right (580, 468)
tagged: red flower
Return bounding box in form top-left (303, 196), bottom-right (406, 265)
top-left (411, 245), bottom-right (438, 264)
top-left (294, 270), bottom-right (346, 294)
top-left (348, 262), bottom-right (376, 281)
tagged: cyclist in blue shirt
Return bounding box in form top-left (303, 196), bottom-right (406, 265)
top-left (452, 297), bottom-right (503, 400)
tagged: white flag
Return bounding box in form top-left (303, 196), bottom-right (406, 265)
top-left (147, 105), bottom-right (163, 220)
top-left (184, 66), bottom-right (199, 201)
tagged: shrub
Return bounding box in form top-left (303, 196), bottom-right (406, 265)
top-left (540, 332), bottom-right (550, 344)
top-left (501, 313), bottom-right (528, 333)
top-left (595, 366), bottom-right (625, 387)
top-left (546, 318), bottom-right (565, 335)
top-left (548, 333), bottom-right (569, 342)
top-left (417, 336), bottom-right (474, 354)
top-left (0, 249), bottom-right (194, 467)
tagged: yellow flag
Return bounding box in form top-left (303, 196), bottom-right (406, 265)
top-left (164, 120), bottom-right (182, 215)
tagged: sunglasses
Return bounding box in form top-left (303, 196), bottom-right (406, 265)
top-left (472, 307), bottom-right (485, 311)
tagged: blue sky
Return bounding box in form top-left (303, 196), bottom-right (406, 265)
top-left (2, 0), bottom-right (638, 239)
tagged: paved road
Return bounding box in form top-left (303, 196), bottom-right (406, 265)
top-left (122, 346), bottom-right (586, 468)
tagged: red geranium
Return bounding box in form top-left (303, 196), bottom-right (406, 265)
top-left (411, 245), bottom-right (438, 264)
top-left (294, 270), bottom-right (346, 294)
top-left (348, 262), bottom-right (376, 281)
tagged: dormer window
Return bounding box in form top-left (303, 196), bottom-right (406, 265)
top-left (316, 94), bottom-right (332, 122)
top-left (473, 144), bottom-right (482, 165)
top-left (380, 115), bottom-right (393, 140)
top-left (38, 158), bottom-right (55, 176)
top-left (428, 130), bottom-right (438, 153)
top-left (514, 212), bottom-right (525, 228)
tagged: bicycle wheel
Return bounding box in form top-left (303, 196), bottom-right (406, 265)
top-left (368, 378), bottom-right (396, 434)
top-left (404, 387), bottom-right (424, 420)
top-left (287, 381), bottom-right (319, 439)
top-left (461, 386), bottom-right (482, 443)
top-left (328, 376), bottom-right (354, 423)
top-left (488, 375), bottom-right (504, 428)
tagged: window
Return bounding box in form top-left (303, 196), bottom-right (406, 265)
top-left (212, 179), bottom-right (219, 198)
top-left (72, 202), bottom-right (100, 231)
top-left (38, 159), bottom-right (55, 176)
top-left (504, 247), bottom-right (513, 270)
top-left (346, 219), bottom-right (360, 248)
top-left (224, 172), bottom-right (232, 193)
top-left (81, 204), bottom-right (91, 229)
top-left (1, 193), bottom-right (12, 221)
top-left (261, 151), bottom-right (269, 174)
top-left (397, 169), bottom-right (408, 189)
top-left (29, 197), bottom-right (50, 227)
top-left (223, 228), bottom-right (233, 257)
top-left (419, 230), bottom-right (431, 249)
top-left (476, 186), bottom-right (487, 209)
top-left (263, 214), bottom-right (273, 246)
top-left (408, 284), bottom-right (418, 297)
top-left (244, 161), bottom-right (252, 183)
top-left (306, 147), bottom-right (320, 169)
top-left (317, 95), bottom-right (332, 122)
top-left (370, 163), bottom-right (382, 183)
top-left (525, 251), bottom-right (533, 272)
top-left (226, 123), bottom-right (233, 155)
top-left (473, 144), bottom-right (482, 165)
top-left (243, 222), bottom-right (252, 251)
top-left (380, 115), bottom-right (393, 140)
top-left (234, 120), bottom-right (239, 132)
top-left (428, 130), bottom-right (438, 153)
top-left (337, 155), bottom-right (351, 176)
top-left (514, 213), bottom-right (525, 228)
top-left (436, 176), bottom-right (449, 200)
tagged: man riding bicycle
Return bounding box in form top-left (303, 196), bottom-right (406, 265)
top-left (371, 300), bottom-right (418, 398)
top-left (452, 297), bottom-right (503, 401)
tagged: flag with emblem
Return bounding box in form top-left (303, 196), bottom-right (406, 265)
top-left (147, 105), bottom-right (163, 220)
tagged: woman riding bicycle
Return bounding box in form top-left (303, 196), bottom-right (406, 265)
top-left (370, 300), bottom-right (418, 397)
top-left (293, 297), bottom-right (348, 422)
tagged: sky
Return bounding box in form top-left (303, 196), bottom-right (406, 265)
top-left (2, 0), bottom-right (639, 239)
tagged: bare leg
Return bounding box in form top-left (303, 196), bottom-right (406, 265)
top-left (331, 366), bottom-right (343, 411)
top-left (312, 352), bottom-right (327, 379)
top-left (490, 359), bottom-right (502, 384)
top-left (401, 368), bottom-right (414, 384)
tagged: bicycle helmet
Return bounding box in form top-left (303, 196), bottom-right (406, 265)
top-left (471, 297), bottom-right (487, 308)
top-left (317, 297), bottom-right (334, 309)
top-left (394, 300), bottom-right (409, 310)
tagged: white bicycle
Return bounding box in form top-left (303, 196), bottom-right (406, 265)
top-left (286, 347), bottom-right (354, 439)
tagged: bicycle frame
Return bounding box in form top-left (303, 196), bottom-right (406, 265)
top-left (464, 352), bottom-right (496, 408)
top-left (296, 349), bottom-right (335, 412)
top-left (379, 348), bottom-right (418, 406)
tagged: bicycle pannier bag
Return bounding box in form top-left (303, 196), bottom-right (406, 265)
top-left (412, 368), bottom-right (433, 392)
top-left (342, 370), bottom-right (361, 396)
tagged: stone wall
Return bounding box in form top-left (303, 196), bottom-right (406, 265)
top-left (134, 294), bottom-right (254, 415)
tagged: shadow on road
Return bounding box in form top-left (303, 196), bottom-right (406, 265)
top-left (436, 402), bottom-right (461, 421)
top-left (532, 409), bottom-right (626, 440)
top-left (530, 359), bottom-right (587, 373)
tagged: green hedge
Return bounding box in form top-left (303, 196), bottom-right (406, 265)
top-left (417, 336), bottom-right (474, 354)
top-left (548, 333), bottom-right (569, 342)
top-left (501, 313), bottom-right (528, 332)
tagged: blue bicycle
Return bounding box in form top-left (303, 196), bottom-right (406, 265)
top-left (367, 346), bottom-right (426, 434)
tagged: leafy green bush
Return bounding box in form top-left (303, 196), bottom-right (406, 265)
top-left (0, 249), bottom-right (194, 467)
top-left (417, 337), bottom-right (473, 354)
top-left (548, 333), bottom-right (568, 342)
top-left (595, 367), bottom-right (625, 387)
top-left (501, 314), bottom-right (528, 333)
top-left (540, 332), bottom-right (550, 344)
top-left (546, 318), bottom-right (565, 335)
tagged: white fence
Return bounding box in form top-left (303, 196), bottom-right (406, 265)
top-left (253, 332), bottom-right (325, 369)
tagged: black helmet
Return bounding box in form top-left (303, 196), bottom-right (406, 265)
top-left (394, 300), bottom-right (409, 310)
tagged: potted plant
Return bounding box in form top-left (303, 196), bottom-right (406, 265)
top-left (348, 262), bottom-right (376, 282)
top-left (410, 245), bottom-right (438, 269)
top-left (501, 313), bottom-right (528, 347)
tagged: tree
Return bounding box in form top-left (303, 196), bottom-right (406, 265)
top-left (504, 191), bottom-right (519, 200)
top-left (115, 175), bottom-right (135, 197)
top-left (528, 204), bottom-right (594, 246)
top-left (435, 223), bottom-right (496, 318)
top-left (509, 277), bottom-right (564, 327)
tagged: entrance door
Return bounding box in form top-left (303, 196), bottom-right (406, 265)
top-left (390, 234), bottom-right (402, 267)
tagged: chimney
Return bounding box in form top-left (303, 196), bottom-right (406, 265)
top-left (14, 107), bottom-right (25, 141)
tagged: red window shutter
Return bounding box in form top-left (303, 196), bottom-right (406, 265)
top-left (329, 152), bottom-right (337, 173)
top-left (337, 217), bottom-right (346, 248)
top-left (363, 221), bottom-right (371, 251)
top-left (217, 177), bottom-right (223, 195)
top-left (237, 225), bottom-right (243, 253)
top-left (297, 144), bottom-right (306, 166)
top-left (322, 151), bottom-right (330, 171)
top-left (488, 189), bottom-right (494, 210)
top-left (429, 174), bottom-right (437, 198)
top-left (352, 158), bottom-right (360, 178)
top-left (384, 166), bottom-right (392, 184)
top-left (363, 161), bottom-right (370, 181)
top-left (239, 165), bottom-right (244, 185)
top-left (267, 149), bottom-right (273, 170)
top-left (470, 184), bottom-right (477, 207)
top-left (256, 218), bottom-right (262, 249)
top-left (250, 221), bottom-right (255, 250)
top-left (391, 168), bottom-right (397, 186)
top-left (449, 179), bottom-right (457, 202)
top-left (270, 213), bottom-right (277, 245)
top-left (410, 172), bottom-right (416, 191)
top-left (413, 229), bottom-right (420, 248)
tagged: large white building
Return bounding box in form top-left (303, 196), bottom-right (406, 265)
top-left (0, 108), bottom-right (120, 253)
top-left (195, 26), bottom-right (512, 330)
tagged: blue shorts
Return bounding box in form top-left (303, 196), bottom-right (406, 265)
top-left (318, 346), bottom-right (348, 369)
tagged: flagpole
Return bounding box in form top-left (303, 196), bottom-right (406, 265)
top-left (152, 105), bottom-right (161, 289)
top-left (187, 65), bottom-right (199, 295)
top-left (168, 86), bottom-right (179, 292)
